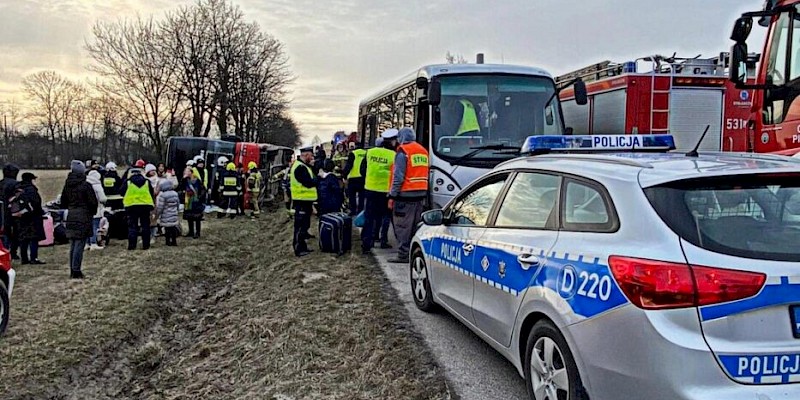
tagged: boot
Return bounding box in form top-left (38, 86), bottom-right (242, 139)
top-left (70, 270), bottom-right (85, 279)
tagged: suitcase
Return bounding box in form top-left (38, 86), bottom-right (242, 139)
top-left (39, 215), bottom-right (55, 247)
top-left (319, 212), bottom-right (352, 255)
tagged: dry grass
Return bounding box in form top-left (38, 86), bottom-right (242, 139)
top-left (0, 210), bottom-right (452, 400)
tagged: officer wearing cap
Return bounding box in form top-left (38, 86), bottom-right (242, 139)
top-left (360, 129), bottom-right (398, 254)
top-left (290, 146), bottom-right (319, 257)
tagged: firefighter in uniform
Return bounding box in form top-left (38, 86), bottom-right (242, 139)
top-left (103, 162), bottom-right (124, 210)
top-left (291, 147), bottom-right (318, 257)
top-left (343, 142), bottom-right (366, 216)
top-left (388, 127), bottom-right (429, 263)
top-left (121, 161), bottom-right (155, 251)
top-left (221, 162), bottom-right (240, 218)
top-left (360, 129), bottom-right (398, 254)
top-left (246, 161), bottom-right (262, 219)
top-left (213, 156), bottom-right (229, 217)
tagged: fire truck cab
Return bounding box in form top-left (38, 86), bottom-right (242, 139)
top-left (558, 54), bottom-right (758, 152)
top-left (731, 0), bottom-right (800, 153)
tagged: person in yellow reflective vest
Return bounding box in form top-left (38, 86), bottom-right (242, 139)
top-left (246, 161), bottom-right (262, 218)
top-left (291, 147), bottom-right (319, 257)
top-left (456, 98), bottom-right (481, 136)
top-left (343, 142), bottom-right (366, 216)
top-left (220, 162), bottom-right (241, 219)
top-left (360, 129), bottom-right (398, 254)
top-left (121, 161), bottom-right (155, 251)
top-left (191, 156), bottom-right (208, 189)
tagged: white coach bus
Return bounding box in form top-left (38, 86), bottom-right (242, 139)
top-left (357, 63), bottom-right (587, 208)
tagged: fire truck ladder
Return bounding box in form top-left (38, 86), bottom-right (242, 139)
top-left (649, 58), bottom-right (674, 134)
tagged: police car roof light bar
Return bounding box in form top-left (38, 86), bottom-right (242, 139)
top-left (521, 134), bottom-right (676, 155)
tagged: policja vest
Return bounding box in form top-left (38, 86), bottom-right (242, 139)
top-left (364, 147), bottom-right (396, 193)
top-left (348, 149), bottom-right (367, 179)
top-left (392, 142), bottom-right (430, 192)
top-left (457, 99), bottom-right (480, 136)
top-left (221, 171), bottom-right (239, 197)
top-left (290, 162), bottom-right (318, 201)
top-left (123, 182), bottom-right (154, 208)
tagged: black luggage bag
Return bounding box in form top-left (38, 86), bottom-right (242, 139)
top-left (319, 212), bottom-right (352, 255)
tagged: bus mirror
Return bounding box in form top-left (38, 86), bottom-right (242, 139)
top-left (428, 80), bottom-right (442, 106)
top-left (730, 43), bottom-right (749, 86)
top-left (731, 17), bottom-right (753, 43)
top-left (573, 79), bottom-right (588, 106)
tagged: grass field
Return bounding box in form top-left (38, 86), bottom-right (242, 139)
top-left (0, 171), bottom-right (453, 399)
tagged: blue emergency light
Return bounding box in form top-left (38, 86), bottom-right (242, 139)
top-left (521, 134), bottom-right (676, 154)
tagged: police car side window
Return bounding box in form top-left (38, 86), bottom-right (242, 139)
top-left (449, 177), bottom-right (507, 226)
top-left (495, 172), bottom-right (560, 229)
top-left (562, 180), bottom-right (616, 232)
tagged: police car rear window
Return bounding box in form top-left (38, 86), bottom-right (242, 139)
top-left (644, 173), bottom-right (800, 262)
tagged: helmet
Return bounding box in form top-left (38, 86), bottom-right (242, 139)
top-left (134, 159), bottom-right (146, 168)
top-left (217, 156), bottom-right (229, 167)
top-left (193, 155), bottom-right (205, 164)
top-left (226, 162), bottom-right (236, 171)
top-left (105, 162), bottom-right (117, 172)
top-left (247, 161), bottom-right (258, 170)
top-left (186, 160), bottom-right (195, 167)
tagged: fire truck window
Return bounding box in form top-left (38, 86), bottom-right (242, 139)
top-left (764, 12), bottom-right (790, 124)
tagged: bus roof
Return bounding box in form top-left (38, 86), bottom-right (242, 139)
top-left (358, 63), bottom-right (553, 108)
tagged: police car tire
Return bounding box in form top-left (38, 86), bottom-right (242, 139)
top-left (524, 320), bottom-right (585, 400)
top-left (410, 248), bottom-right (436, 312)
top-left (0, 280), bottom-right (9, 335)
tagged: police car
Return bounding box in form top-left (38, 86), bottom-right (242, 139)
top-left (410, 134), bottom-right (800, 400)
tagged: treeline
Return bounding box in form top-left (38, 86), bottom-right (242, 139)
top-left (3, 0), bottom-right (300, 168)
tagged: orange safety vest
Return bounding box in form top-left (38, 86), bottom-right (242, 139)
top-left (391, 141), bottom-right (430, 192)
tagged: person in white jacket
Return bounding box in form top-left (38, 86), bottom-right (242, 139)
top-left (86, 170), bottom-right (107, 250)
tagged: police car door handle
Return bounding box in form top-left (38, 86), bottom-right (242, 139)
top-left (517, 254), bottom-right (540, 270)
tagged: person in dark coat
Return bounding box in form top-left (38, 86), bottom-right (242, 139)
top-left (60, 161), bottom-right (99, 279)
top-left (0, 164), bottom-right (20, 259)
top-left (317, 159), bottom-right (344, 215)
top-left (13, 173), bottom-right (46, 265)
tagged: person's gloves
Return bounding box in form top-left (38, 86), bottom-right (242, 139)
top-left (388, 199), bottom-right (394, 210)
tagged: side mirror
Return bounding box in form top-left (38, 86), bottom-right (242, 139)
top-left (428, 80), bottom-right (442, 106)
top-left (730, 43), bottom-right (749, 86)
top-left (731, 17), bottom-right (754, 42)
top-left (422, 209), bottom-right (444, 226)
top-left (573, 79), bottom-right (588, 106)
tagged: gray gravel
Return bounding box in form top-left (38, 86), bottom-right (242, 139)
top-left (370, 242), bottom-right (529, 400)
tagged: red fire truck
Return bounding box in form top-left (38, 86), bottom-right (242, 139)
top-left (729, 0), bottom-right (800, 154)
top-left (557, 54), bottom-right (758, 152)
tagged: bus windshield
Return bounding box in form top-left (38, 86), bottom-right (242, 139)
top-left (433, 74), bottom-right (563, 161)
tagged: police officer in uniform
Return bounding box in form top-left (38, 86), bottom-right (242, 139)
top-left (221, 162), bottom-right (240, 218)
top-left (343, 142), bottom-right (366, 216)
top-left (121, 161), bottom-right (155, 250)
top-left (388, 127), bottom-right (429, 264)
top-left (360, 129), bottom-right (398, 254)
top-left (290, 147), bottom-right (318, 257)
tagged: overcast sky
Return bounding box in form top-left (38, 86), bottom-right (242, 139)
top-left (0, 0), bottom-right (768, 142)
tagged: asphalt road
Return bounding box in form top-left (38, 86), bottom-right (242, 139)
top-left (371, 242), bottom-right (529, 400)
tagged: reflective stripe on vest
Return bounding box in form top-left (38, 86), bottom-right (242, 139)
top-left (247, 174), bottom-right (261, 193)
top-left (457, 99), bottom-right (480, 136)
top-left (348, 149), bottom-right (366, 179)
top-left (364, 147), bottom-right (395, 193)
top-left (103, 177), bottom-right (116, 188)
top-left (222, 176), bottom-right (239, 196)
top-left (123, 183), bottom-right (153, 208)
top-left (290, 162), bottom-right (318, 201)
top-left (396, 142), bottom-right (429, 192)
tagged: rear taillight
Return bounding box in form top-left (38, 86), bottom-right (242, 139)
top-left (608, 256), bottom-right (766, 310)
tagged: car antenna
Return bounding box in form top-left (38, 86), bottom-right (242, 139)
top-left (685, 125), bottom-right (710, 158)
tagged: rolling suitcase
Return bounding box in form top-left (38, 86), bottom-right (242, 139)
top-left (319, 212), bottom-right (352, 255)
top-left (39, 215), bottom-right (55, 247)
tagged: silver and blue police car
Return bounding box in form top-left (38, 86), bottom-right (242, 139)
top-left (410, 134), bottom-right (800, 400)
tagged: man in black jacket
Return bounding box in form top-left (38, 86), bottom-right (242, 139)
top-left (291, 147), bottom-right (319, 257)
top-left (0, 164), bottom-right (20, 259)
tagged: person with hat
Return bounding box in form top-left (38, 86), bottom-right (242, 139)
top-left (121, 160), bottom-right (155, 250)
top-left (291, 146), bottom-right (319, 257)
top-left (220, 162), bottom-right (241, 218)
top-left (86, 168), bottom-right (108, 250)
top-left (103, 162), bottom-right (124, 210)
top-left (245, 161), bottom-right (262, 219)
top-left (60, 161), bottom-right (99, 279)
top-left (343, 141), bottom-right (366, 216)
top-left (12, 172), bottom-right (46, 265)
top-left (387, 127), bottom-right (429, 264)
top-left (360, 129), bottom-right (398, 254)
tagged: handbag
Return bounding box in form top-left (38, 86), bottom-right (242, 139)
top-left (354, 210), bottom-right (366, 228)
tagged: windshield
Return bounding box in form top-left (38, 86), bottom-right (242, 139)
top-left (645, 173), bottom-right (800, 262)
top-left (433, 74), bottom-right (563, 162)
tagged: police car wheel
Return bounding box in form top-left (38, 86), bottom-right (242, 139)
top-left (524, 320), bottom-right (583, 400)
top-left (410, 249), bottom-right (435, 312)
top-left (0, 280), bottom-right (9, 335)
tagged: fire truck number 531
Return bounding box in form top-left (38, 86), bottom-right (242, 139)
top-left (726, 118), bottom-right (748, 130)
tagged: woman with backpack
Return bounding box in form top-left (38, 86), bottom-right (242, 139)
top-left (11, 172), bottom-right (46, 265)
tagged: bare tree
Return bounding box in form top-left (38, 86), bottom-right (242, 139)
top-left (21, 71), bottom-right (74, 152)
top-left (445, 51), bottom-right (468, 64)
top-left (86, 17), bottom-right (183, 157)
